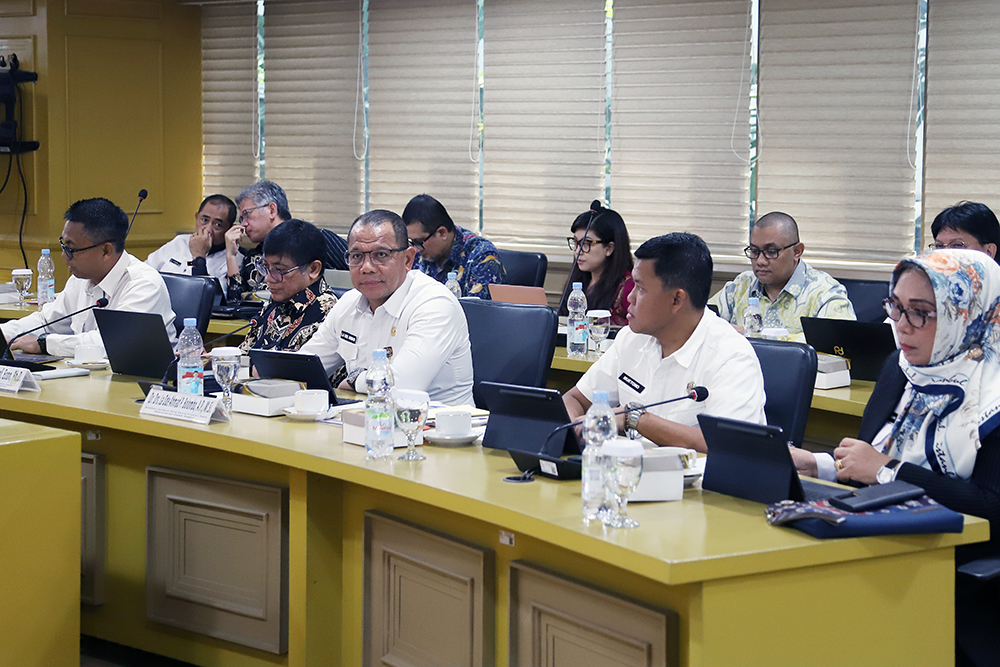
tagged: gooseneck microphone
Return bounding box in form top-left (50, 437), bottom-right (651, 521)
top-left (1, 297), bottom-right (110, 359)
top-left (125, 189), bottom-right (148, 239)
top-left (158, 315), bottom-right (261, 387)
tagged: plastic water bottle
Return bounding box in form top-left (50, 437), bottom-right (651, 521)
top-left (176, 318), bottom-right (204, 395)
top-left (365, 349), bottom-right (395, 460)
top-left (37, 249), bottom-right (55, 305)
top-left (567, 282), bottom-right (588, 358)
top-left (445, 271), bottom-right (462, 298)
top-left (743, 296), bottom-right (763, 338)
top-left (581, 390), bottom-right (616, 523)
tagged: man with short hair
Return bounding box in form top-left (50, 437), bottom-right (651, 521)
top-left (403, 194), bottom-right (504, 299)
top-left (226, 180), bottom-right (349, 300)
top-left (239, 219), bottom-right (338, 353)
top-left (709, 211), bottom-right (855, 342)
top-left (563, 232), bottom-right (765, 453)
top-left (930, 201), bottom-right (1000, 261)
top-left (145, 194), bottom-right (239, 282)
top-left (300, 209), bottom-right (474, 405)
top-left (2, 198), bottom-right (176, 356)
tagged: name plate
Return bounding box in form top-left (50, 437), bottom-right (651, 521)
top-left (140, 387), bottom-right (230, 425)
top-left (0, 365), bottom-right (41, 393)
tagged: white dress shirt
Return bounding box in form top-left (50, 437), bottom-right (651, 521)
top-left (145, 234), bottom-right (233, 283)
top-left (1, 251), bottom-right (176, 357)
top-left (299, 270), bottom-right (474, 406)
top-left (576, 310), bottom-right (767, 429)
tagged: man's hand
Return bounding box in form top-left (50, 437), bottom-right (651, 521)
top-left (834, 438), bottom-right (891, 485)
top-left (189, 228), bottom-right (212, 258)
top-left (225, 225), bottom-right (244, 257)
top-left (789, 446), bottom-right (818, 477)
top-left (9, 334), bottom-right (40, 354)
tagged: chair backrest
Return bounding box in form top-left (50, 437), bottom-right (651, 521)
top-left (498, 249), bottom-right (548, 287)
top-left (160, 273), bottom-right (216, 337)
top-left (459, 299), bottom-right (558, 409)
top-left (748, 338), bottom-right (817, 447)
top-left (839, 278), bottom-right (890, 323)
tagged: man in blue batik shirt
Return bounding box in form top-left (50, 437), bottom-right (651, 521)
top-left (403, 194), bottom-right (505, 299)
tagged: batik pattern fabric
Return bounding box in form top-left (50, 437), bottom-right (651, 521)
top-left (412, 225), bottom-right (505, 299)
top-left (239, 278), bottom-right (337, 353)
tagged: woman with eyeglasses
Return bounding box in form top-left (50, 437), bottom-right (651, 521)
top-left (792, 249), bottom-right (1000, 667)
top-left (929, 201), bottom-right (1000, 262)
top-left (558, 201), bottom-right (634, 327)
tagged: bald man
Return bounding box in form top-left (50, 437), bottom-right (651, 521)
top-left (709, 211), bottom-right (855, 342)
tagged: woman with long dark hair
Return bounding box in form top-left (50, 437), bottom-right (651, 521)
top-left (558, 201), bottom-right (634, 326)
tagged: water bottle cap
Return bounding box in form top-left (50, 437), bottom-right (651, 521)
top-left (183, 317), bottom-right (197, 328)
top-left (748, 296), bottom-right (759, 306)
top-left (592, 389), bottom-right (609, 405)
top-left (372, 348), bottom-right (387, 361)
top-left (572, 282), bottom-right (583, 290)
top-left (41, 248), bottom-right (50, 255)
top-left (448, 272), bottom-right (457, 280)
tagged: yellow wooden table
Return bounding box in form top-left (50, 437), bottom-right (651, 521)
top-left (0, 368), bottom-right (986, 667)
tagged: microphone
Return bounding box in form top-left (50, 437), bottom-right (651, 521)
top-left (158, 315), bottom-right (260, 387)
top-left (558, 200), bottom-right (604, 315)
top-left (125, 189), bottom-right (148, 239)
top-left (2, 297), bottom-right (109, 359)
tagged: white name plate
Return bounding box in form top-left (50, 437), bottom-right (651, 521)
top-left (0, 365), bottom-right (41, 393)
top-left (140, 387), bottom-right (230, 425)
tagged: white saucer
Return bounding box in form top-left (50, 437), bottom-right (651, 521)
top-left (282, 407), bottom-right (326, 422)
top-left (683, 469), bottom-right (703, 487)
top-left (424, 430), bottom-right (480, 446)
top-left (66, 358), bottom-right (110, 370)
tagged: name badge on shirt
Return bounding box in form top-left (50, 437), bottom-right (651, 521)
top-left (169, 258), bottom-right (182, 266)
top-left (341, 331), bottom-right (358, 344)
top-left (618, 373), bottom-right (645, 394)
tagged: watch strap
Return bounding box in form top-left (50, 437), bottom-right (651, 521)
top-left (36, 333), bottom-right (48, 355)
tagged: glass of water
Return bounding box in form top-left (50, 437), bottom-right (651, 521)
top-left (11, 269), bottom-right (32, 309)
top-left (587, 309), bottom-right (611, 360)
top-left (602, 439), bottom-right (644, 528)
top-left (210, 347), bottom-right (242, 416)
top-left (394, 388), bottom-right (429, 461)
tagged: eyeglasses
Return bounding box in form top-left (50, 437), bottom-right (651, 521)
top-left (883, 298), bottom-right (937, 329)
top-left (744, 241), bottom-right (798, 260)
top-left (344, 247), bottom-right (408, 267)
top-left (409, 234), bottom-right (433, 251)
top-left (567, 237), bottom-right (603, 253)
top-left (59, 237), bottom-right (110, 259)
top-left (263, 264), bottom-right (305, 283)
top-left (238, 205), bottom-right (266, 223)
top-left (197, 214), bottom-right (230, 231)
top-left (928, 240), bottom-right (969, 250)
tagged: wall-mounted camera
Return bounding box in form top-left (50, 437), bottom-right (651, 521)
top-left (0, 53), bottom-right (40, 154)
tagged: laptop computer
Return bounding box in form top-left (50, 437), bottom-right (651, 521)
top-left (801, 317), bottom-right (896, 382)
top-left (94, 309), bottom-right (176, 379)
top-left (488, 284), bottom-right (549, 306)
top-left (0, 328), bottom-right (63, 367)
top-left (699, 413), bottom-right (847, 504)
top-left (249, 349), bottom-right (347, 405)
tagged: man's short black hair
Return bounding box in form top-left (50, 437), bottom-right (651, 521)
top-left (349, 209), bottom-right (408, 248)
top-left (199, 194), bottom-right (238, 227)
top-left (930, 201), bottom-right (1000, 248)
top-left (262, 218), bottom-right (325, 270)
top-left (633, 232), bottom-right (713, 309)
top-left (402, 194), bottom-right (455, 234)
top-left (64, 198), bottom-right (128, 253)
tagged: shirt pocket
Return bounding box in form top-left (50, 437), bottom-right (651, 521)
top-left (338, 331), bottom-right (359, 366)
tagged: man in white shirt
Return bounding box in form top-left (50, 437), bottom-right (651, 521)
top-left (299, 209), bottom-right (473, 406)
top-left (563, 232), bottom-right (766, 453)
top-left (145, 194), bottom-right (239, 282)
top-left (2, 198), bottom-right (176, 357)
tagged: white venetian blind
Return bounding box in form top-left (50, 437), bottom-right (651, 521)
top-left (367, 0), bottom-right (479, 224)
top-left (611, 0), bottom-right (751, 257)
top-left (482, 0), bottom-right (605, 251)
top-left (201, 2), bottom-right (259, 197)
top-left (923, 0), bottom-right (1000, 223)
top-left (264, 1), bottom-right (362, 232)
top-left (756, 0), bottom-right (918, 264)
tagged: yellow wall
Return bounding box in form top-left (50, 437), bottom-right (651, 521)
top-left (0, 0), bottom-right (202, 285)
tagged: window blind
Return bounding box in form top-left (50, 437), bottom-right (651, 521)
top-left (756, 0), bottom-right (919, 265)
top-left (611, 0), bottom-right (752, 257)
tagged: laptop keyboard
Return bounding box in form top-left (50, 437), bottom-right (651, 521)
top-left (801, 478), bottom-right (846, 502)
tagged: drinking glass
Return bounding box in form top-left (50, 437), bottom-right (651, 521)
top-left (394, 388), bottom-right (429, 461)
top-left (11, 269), bottom-right (32, 309)
top-left (587, 309), bottom-right (611, 360)
top-left (210, 347), bottom-right (242, 416)
top-left (601, 439), bottom-right (644, 528)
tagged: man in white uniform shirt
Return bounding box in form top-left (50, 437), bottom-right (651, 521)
top-left (145, 194), bottom-right (239, 282)
top-left (299, 209), bottom-right (473, 405)
top-left (563, 232), bottom-right (766, 452)
top-left (2, 198), bottom-right (176, 357)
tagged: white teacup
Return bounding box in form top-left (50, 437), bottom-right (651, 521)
top-left (435, 409), bottom-right (472, 436)
top-left (294, 389), bottom-right (328, 415)
top-left (656, 446), bottom-right (698, 470)
top-left (74, 344), bottom-right (104, 364)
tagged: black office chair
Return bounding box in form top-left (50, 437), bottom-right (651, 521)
top-left (749, 338), bottom-right (817, 447)
top-left (498, 249), bottom-right (548, 287)
top-left (160, 273), bottom-right (217, 337)
top-left (839, 278), bottom-right (890, 323)
top-left (331, 285), bottom-right (353, 299)
top-left (459, 299), bottom-right (558, 409)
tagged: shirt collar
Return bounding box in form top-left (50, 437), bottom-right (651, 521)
top-left (355, 270), bottom-right (415, 317)
top-left (91, 252), bottom-right (131, 297)
top-left (280, 278), bottom-right (325, 312)
top-left (667, 309), bottom-right (712, 368)
top-left (752, 259), bottom-right (807, 301)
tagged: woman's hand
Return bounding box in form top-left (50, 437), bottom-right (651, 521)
top-left (833, 438), bottom-right (892, 485)
top-left (789, 446), bottom-right (818, 477)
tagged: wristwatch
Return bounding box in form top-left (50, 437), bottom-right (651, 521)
top-left (876, 458), bottom-right (901, 485)
top-left (36, 333), bottom-right (48, 355)
top-left (624, 401), bottom-right (645, 440)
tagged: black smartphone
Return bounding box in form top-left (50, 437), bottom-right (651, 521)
top-left (829, 481), bottom-right (924, 512)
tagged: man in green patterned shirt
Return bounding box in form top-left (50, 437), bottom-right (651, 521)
top-left (709, 211), bottom-right (856, 342)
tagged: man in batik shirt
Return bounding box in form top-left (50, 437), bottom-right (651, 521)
top-left (403, 194), bottom-right (505, 299)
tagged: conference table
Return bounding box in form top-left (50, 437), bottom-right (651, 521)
top-left (0, 366), bottom-right (987, 667)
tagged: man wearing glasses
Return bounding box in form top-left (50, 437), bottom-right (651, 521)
top-left (1, 197), bottom-right (176, 356)
top-left (238, 219), bottom-right (338, 353)
top-left (299, 209), bottom-right (473, 405)
top-left (709, 211), bottom-right (855, 342)
top-left (145, 194), bottom-right (239, 282)
top-left (929, 201), bottom-right (1000, 261)
top-left (403, 194), bottom-right (504, 299)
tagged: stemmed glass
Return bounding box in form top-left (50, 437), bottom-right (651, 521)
top-left (602, 439), bottom-right (644, 528)
top-left (11, 269), bottom-right (32, 309)
top-left (394, 388), bottom-right (429, 461)
top-left (587, 309), bottom-right (611, 360)
top-left (210, 347), bottom-right (242, 417)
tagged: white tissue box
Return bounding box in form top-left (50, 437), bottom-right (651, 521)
top-left (630, 447), bottom-right (686, 502)
top-left (815, 369), bottom-right (851, 389)
top-left (341, 408), bottom-right (422, 448)
top-left (216, 392), bottom-right (295, 417)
